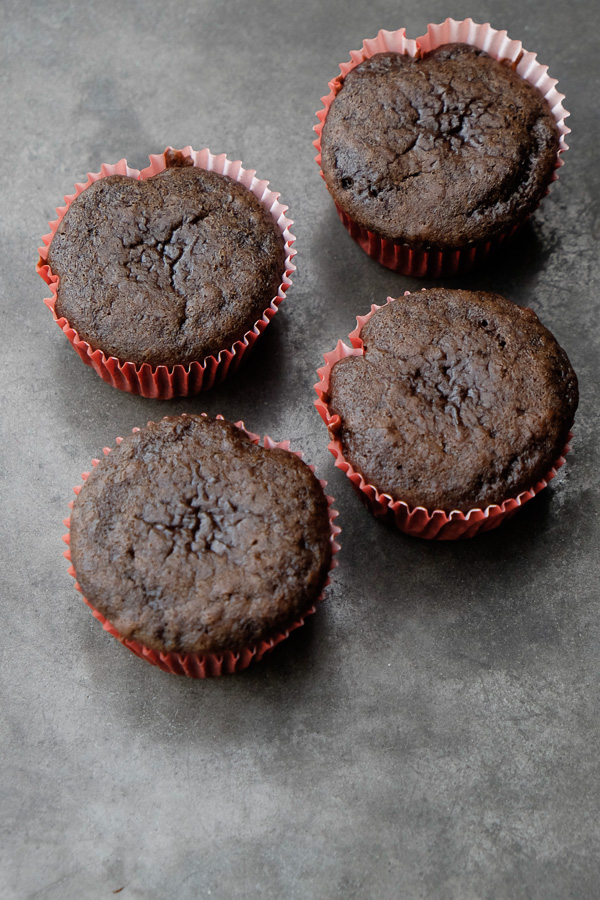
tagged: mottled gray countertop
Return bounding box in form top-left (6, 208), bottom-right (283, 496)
top-left (2, 1), bottom-right (599, 897)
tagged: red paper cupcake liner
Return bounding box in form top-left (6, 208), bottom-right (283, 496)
top-left (314, 298), bottom-right (573, 540)
top-left (62, 416), bottom-right (341, 676)
top-left (313, 18), bottom-right (570, 277)
top-left (38, 147), bottom-right (296, 399)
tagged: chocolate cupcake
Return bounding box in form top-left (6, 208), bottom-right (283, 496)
top-left (314, 20), bottom-right (569, 276)
top-left (315, 289), bottom-right (577, 539)
top-left (39, 147), bottom-right (296, 398)
top-left (65, 415), bottom-right (340, 676)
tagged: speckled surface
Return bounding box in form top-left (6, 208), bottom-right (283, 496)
top-left (2, 1), bottom-right (599, 898)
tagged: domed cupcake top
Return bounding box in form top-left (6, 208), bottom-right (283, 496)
top-left (320, 44), bottom-right (559, 251)
top-left (47, 158), bottom-right (286, 367)
top-left (326, 288), bottom-right (577, 513)
top-left (69, 416), bottom-right (333, 655)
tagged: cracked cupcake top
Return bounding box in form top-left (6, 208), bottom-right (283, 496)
top-left (320, 44), bottom-right (559, 250)
top-left (47, 159), bottom-right (286, 367)
top-left (70, 416), bottom-right (332, 655)
top-left (327, 289), bottom-right (577, 513)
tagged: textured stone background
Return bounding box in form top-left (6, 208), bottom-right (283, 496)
top-left (1, 1), bottom-right (599, 897)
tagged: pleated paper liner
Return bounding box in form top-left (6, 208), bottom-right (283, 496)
top-left (38, 147), bottom-right (296, 398)
top-left (314, 299), bottom-right (572, 540)
top-left (313, 18), bottom-right (570, 277)
top-left (63, 416), bottom-right (341, 676)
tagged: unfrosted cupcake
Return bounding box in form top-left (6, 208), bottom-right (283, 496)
top-left (314, 20), bottom-right (569, 277)
top-left (315, 289), bottom-right (577, 539)
top-left (39, 148), bottom-right (296, 398)
top-left (65, 415), bottom-right (340, 676)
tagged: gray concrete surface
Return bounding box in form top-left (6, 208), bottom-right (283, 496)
top-left (1, 1), bottom-right (599, 897)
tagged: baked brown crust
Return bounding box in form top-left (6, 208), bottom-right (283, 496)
top-left (48, 164), bottom-right (286, 367)
top-left (327, 289), bottom-right (577, 513)
top-left (70, 416), bottom-right (332, 654)
top-left (321, 44), bottom-right (559, 250)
